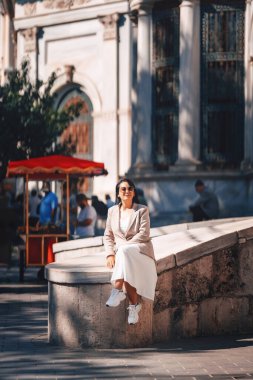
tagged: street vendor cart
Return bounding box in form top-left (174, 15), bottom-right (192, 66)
top-left (6, 155), bottom-right (108, 278)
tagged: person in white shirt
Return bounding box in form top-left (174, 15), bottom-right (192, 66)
top-left (74, 193), bottom-right (97, 238)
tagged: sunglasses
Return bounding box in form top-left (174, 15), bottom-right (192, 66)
top-left (119, 186), bottom-right (134, 192)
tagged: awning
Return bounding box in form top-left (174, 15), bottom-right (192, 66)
top-left (6, 155), bottom-right (108, 180)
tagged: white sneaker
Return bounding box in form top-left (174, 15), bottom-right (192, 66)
top-left (106, 288), bottom-right (126, 307)
top-left (127, 303), bottom-right (142, 325)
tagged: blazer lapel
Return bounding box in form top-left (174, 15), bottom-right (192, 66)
top-left (125, 203), bottom-right (139, 235)
top-left (114, 204), bottom-right (126, 238)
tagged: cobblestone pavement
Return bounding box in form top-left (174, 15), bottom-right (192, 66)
top-left (1, 260), bottom-right (253, 380)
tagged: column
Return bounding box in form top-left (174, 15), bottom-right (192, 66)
top-left (0, 2), bottom-right (15, 84)
top-left (130, 0), bottom-right (155, 172)
top-left (94, 14), bottom-right (119, 194)
top-left (0, 11), bottom-right (4, 85)
top-left (175, 0), bottom-right (201, 170)
top-left (243, 0), bottom-right (253, 169)
top-left (22, 27), bottom-right (38, 81)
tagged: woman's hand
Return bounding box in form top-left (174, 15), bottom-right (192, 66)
top-left (106, 255), bottom-right (115, 269)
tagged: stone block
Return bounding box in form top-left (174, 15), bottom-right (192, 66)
top-left (212, 246), bottom-right (241, 296)
top-left (156, 254), bottom-right (176, 273)
top-left (199, 297), bottom-right (252, 336)
top-left (170, 255), bottom-right (213, 306)
top-left (48, 283), bottom-right (80, 347)
top-left (239, 240), bottom-right (253, 295)
top-left (154, 270), bottom-right (173, 313)
top-left (167, 303), bottom-right (198, 339)
top-left (48, 281), bottom-right (153, 348)
top-left (152, 309), bottom-right (170, 343)
top-left (237, 226), bottom-right (253, 240)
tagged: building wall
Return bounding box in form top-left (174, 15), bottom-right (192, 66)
top-left (4, 0), bottom-right (253, 219)
top-left (0, 0), bottom-right (15, 84)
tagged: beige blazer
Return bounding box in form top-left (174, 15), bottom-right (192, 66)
top-left (104, 203), bottom-right (155, 260)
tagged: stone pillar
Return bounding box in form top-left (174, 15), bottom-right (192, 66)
top-left (94, 14), bottom-right (119, 194)
top-left (0, 5), bottom-right (14, 85)
top-left (175, 0), bottom-right (201, 170)
top-left (130, 0), bottom-right (155, 172)
top-left (22, 27), bottom-right (38, 81)
top-left (0, 11), bottom-right (4, 85)
top-left (243, 0), bottom-right (253, 169)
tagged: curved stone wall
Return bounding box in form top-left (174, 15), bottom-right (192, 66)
top-left (46, 217), bottom-right (253, 348)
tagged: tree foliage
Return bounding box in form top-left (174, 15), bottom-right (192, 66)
top-left (0, 60), bottom-right (81, 180)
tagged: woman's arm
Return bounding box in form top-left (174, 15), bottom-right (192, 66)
top-left (103, 207), bottom-right (116, 257)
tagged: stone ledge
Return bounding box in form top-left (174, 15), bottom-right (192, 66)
top-left (45, 252), bottom-right (111, 284)
top-left (45, 217), bottom-right (253, 348)
top-left (46, 218), bottom-right (253, 282)
top-left (154, 219), bottom-right (253, 268)
top-left (175, 232), bottom-right (238, 267)
top-left (53, 217), bottom-right (253, 264)
top-left (53, 236), bottom-right (103, 254)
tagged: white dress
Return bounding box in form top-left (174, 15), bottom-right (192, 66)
top-left (110, 216), bottom-right (157, 302)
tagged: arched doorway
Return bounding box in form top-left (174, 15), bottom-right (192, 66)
top-left (57, 85), bottom-right (93, 193)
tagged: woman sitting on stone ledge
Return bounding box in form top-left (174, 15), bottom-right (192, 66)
top-left (104, 178), bottom-right (157, 325)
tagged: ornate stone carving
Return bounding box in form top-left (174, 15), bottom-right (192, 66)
top-left (24, 3), bottom-right (37, 16)
top-left (44, 0), bottom-right (90, 10)
top-left (22, 27), bottom-right (37, 53)
top-left (64, 64), bottom-right (75, 83)
top-left (99, 13), bottom-right (119, 41)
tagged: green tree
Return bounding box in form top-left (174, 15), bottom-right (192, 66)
top-left (0, 60), bottom-right (81, 180)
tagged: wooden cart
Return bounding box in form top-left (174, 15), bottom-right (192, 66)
top-left (6, 155), bottom-right (108, 272)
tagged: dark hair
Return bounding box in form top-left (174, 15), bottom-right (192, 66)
top-left (195, 179), bottom-right (204, 187)
top-left (115, 178), bottom-right (139, 205)
top-left (31, 189), bottom-right (37, 197)
top-left (76, 193), bottom-right (89, 203)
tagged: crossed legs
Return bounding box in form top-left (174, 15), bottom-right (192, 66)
top-left (114, 279), bottom-right (138, 305)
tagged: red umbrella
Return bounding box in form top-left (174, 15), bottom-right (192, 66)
top-left (7, 155), bottom-right (108, 180)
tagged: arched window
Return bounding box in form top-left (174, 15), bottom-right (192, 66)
top-left (57, 86), bottom-right (93, 160)
top-left (56, 86), bottom-right (93, 193)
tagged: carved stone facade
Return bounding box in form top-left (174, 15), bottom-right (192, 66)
top-left (22, 27), bottom-right (37, 53)
top-left (3, 0), bottom-right (253, 218)
top-left (43, 0), bottom-right (91, 10)
top-left (24, 3), bottom-right (37, 16)
top-left (99, 13), bottom-right (119, 40)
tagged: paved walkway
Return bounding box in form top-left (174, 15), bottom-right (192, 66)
top-left (1, 260), bottom-right (253, 380)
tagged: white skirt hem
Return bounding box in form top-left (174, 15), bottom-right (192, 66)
top-left (110, 244), bottom-right (157, 302)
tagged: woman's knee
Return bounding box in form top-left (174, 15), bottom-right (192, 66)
top-left (117, 245), bottom-right (139, 256)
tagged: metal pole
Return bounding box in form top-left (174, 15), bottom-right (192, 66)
top-left (66, 174), bottom-right (70, 239)
top-left (25, 174), bottom-right (29, 266)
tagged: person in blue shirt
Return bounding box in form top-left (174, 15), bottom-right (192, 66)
top-left (39, 181), bottom-right (58, 226)
top-left (189, 179), bottom-right (219, 222)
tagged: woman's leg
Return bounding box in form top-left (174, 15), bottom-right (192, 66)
top-left (114, 279), bottom-right (124, 289)
top-left (124, 281), bottom-right (138, 305)
top-left (106, 278), bottom-right (125, 307)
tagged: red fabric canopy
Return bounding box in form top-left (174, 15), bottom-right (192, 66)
top-left (7, 155), bottom-right (108, 180)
